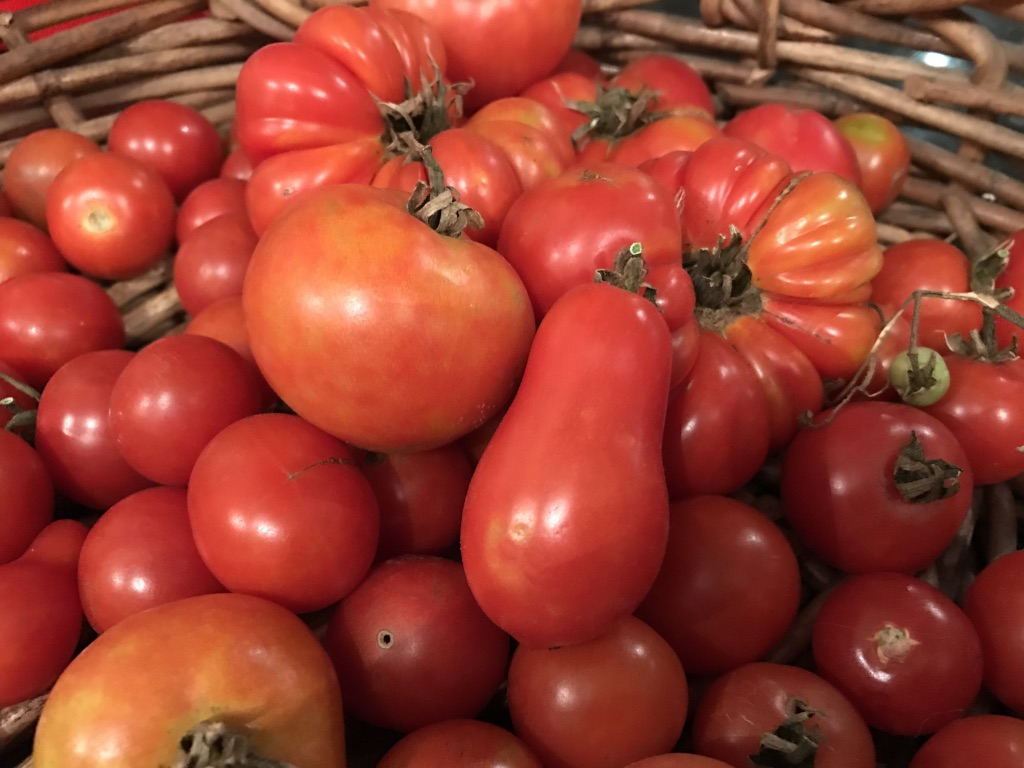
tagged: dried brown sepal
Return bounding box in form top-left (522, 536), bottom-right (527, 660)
top-left (567, 83), bottom-right (663, 149)
top-left (945, 307), bottom-right (1018, 362)
top-left (404, 141), bottom-right (484, 239)
top-left (170, 720), bottom-right (294, 768)
top-left (749, 698), bottom-right (825, 768)
top-left (594, 242), bottom-right (657, 302)
top-left (894, 431), bottom-right (962, 503)
top-left (377, 62), bottom-right (471, 156)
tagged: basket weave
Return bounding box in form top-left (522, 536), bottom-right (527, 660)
top-left (2, 1), bottom-right (1024, 766)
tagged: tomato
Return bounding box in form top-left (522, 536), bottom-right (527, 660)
top-left (869, 239), bottom-right (982, 351)
top-left (994, 227), bottom-right (1024, 347)
top-left (645, 261), bottom-right (699, 386)
top-left (358, 445), bottom-right (472, 560)
top-left (0, 272), bottom-right (124, 389)
top-left (909, 715), bottom-right (1024, 768)
top-left (465, 116), bottom-right (574, 192)
top-left (0, 188), bottom-right (12, 217)
top-left (663, 331), bottom-right (771, 498)
top-left (781, 401), bottom-right (973, 574)
top-left (614, 54), bottom-right (715, 117)
top-left (3, 128), bottom-right (102, 229)
top-left (34, 349), bottom-right (154, 511)
top-left (378, 719), bottom-right (543, 768)
top-left (606, 114), bottom-right (720, 167)
top-left (461, 263), bottom-right (672, 649)
top-left (243, 183), bottom-right (535, 453)
top-left (0, 216), bottom-right (66, 285)
top-left (551, 48), bottom-right (605, 81)
top-left (0, 429), bottom-right (53, 566)
top-left (33, 593), bottom-right (347, 768)
top-left (324, 555), bottom-right (509, 732)
top-left (625, 758), bottom-right (735, 768)
top-left (497, 163), bottom-right (683, 320)
top-left (812, 572), bottom-right (983, 735)
top-left (189, 413), bottom-right (379, 613)
top-left (175, 176), bottom-right (248, 243)
top-left (507, 615), bottom-right (688, 768)
top-left (0, 520), bottom-right (86, 707)
top-left (107, 100), bottom-right (224, 202)
top-left (78, 486), bottom-right (224, 633)
top-left (834, 112), bottom-right (910, 214)
top-left (692, 663), bottom-right (876, 768)
top-left (963, 549), bottom-right (1024, 715)
top-left (371, 0), bottom-right (582, 111)
top-left (172, 212), bottom-right (258, 316)
top-left (921, 354), bottom-right (1024, 486)
top-left (519, 71), bottom-right (598, 142)
top-left (635, 495), bottom-right (800, 676)
top-left (220, 147), bottom-right (253, 181)
top-left (108, 334), bottom-right (264, 487)
top-left (45, 151), bottom-right (176, 280)
top-left (723, 103), bottom-right (861, 184)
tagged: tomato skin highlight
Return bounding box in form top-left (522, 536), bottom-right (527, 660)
top-left (461, 279), bottom-right (672, 649)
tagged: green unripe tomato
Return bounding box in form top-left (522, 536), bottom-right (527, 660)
top-left (888, 347), bottom-right (951, 407)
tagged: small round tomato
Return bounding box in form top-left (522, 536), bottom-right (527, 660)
top-left (220, 147), bottom-right (253, 181)
top-left (46, 152), bottom-right (176, 280)
top-left (612, 54), bottom-right (715, 117)
top-left (378, 719), bottom-right (543, 768)
top-left (909, 715), bottom-right (1024, 768)
top-left (324, 555), bottom-right (509, 732)
top-left (812, 572), bottom-right (983, 735)
top-left (173, 213), bottom-right (258, 316)
top-left (625, 757), bottom-right (735, 768)
top-left (0, 272), bottom-right (125, 389)
top-left (176, 177), bottom-right (248, 243)
top-left (834, 112), bottom-right (910, 214)
top-left (3, 128), bottom-right (102, 229)
top-left (108, 100), bottom-right (224, 202)
top-left (0, 216), bottom-right (66, 285)
top-left (0, 429), bottom-right (54, 566)
top-left (78, 486), bottom-right (225, 633)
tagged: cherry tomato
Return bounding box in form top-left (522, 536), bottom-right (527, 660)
top-left (0, 429), bottom-right (53, 565)
top-left (219, 147), bottom-right (253, 181)
top-left (377, 719), bottom-right (543, 768)
top-left (175, 177), bottom-right (248, 243)
top-left (0, 216), bottom-right (66, 285)
top-left (625, 757), bottom-right (735, 768)
top-left (909, 715), bottom-right (1024, 768)
top-left (834, 112), bottom-right (910, 214)
top-left (172, 213), bottom-right (258, 316)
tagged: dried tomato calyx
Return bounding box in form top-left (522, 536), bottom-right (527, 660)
top-left (403, 140), bottom-right (484, 239)
top-left (685, 226), bottom-right (762, 332)
top-left (873, 623), bottom-right (920, 663)
top-left (378, 63), bottom-right (469, 154)
top-left (750, 697), bottom-right (825, 768)
top-left (595, 242), bottom-right (657, 303)
top-left (171, 720), bottom-right (294, 768)
top-left (893, 431), bottom-right (962, 503)
top-left (567, 84), bottom-right (662, 149)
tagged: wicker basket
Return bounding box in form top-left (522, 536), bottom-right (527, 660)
top-left (2, 1), bottom-right (1024, 766)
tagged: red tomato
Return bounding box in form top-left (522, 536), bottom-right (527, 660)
top-left (219, 147), bottom-right (253, 181)
top-left (497, 163), bottom-right (683, 320)
top-left (813, 573), bottom-right (983, 735)
top-left (0, 216), bottom-right (66, 285)
top-left (0, 429), bottom-right (53, 566)
top-left (645, 261), bottom-right (699, 387)
top-left (465, 118), bottom-right (573, 192)
top-left (606, 114), bottom-right (720, 167)
top-left (519, 71), bottom-right (598, 142)
top-left (723, 103), bottom-right (861, 184)
top-left (909, 715), bottom-right (1024, 768)
top-left (3, 128), bottom-right (102, 229)
top-left (994, 227), bottom-right (1024, 348)
top-left (172, 213), bottom-right (258, 316)
top-left (78, 486), bottom-right (224, 633)
top-left (371, 0), bottom-right (582, 111)
top-left (175, 177), bottom-right (248, 243)
top-left (461, 271), bottom-right (672, 649)
top-left (613, 54), bottom-right (715, 117)
top-left (0, 272), bottom-right (125, 389)
top-left (921, 354), bottom-right (1024, 486)
top-left (692, 663), bottom-right (876, 768)
top-left (0, 520), bottom-right (86, 707)
top-left (963, 549), bottom-right (1024, 715)
top-left (869, 239), bottom-right (982, 351)
top-left (324, 555), bottom-right (509, 731)
top-left (625, 758), bottom-right (734, 768)
top-left (834, 112), bottom-right (910, 214)
top-left (551, 48), bottom-right (606, 81)
top-left (358, 445), bottom-right (472, 560)
top-left (189, 413), bottom-right (379, 613)
top-left (781, 401), bottom-right (973, 574)
top-left (33, 593), bottom-right (347, 768)
top-left (108, 334), bottom-right (263, 487)
top-left (46, 152), bottom-right (176, 280)
top-left (243, 184), bottom-right (535, 453)
top-left (0, 188), bottom-right (12, 217)
top-left (378, 719), bottom-right (543, 768)
top-left (636, 495), bottom-right (800, 676)
top-left (108, 100), bottom-right (224, 202)
top-left (507, 616), bottom-right (688, 768)
top-left (34, 349), bottom-right (154, 510)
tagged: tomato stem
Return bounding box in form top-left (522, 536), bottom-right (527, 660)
top-left (171, 720), bottom-right (294, 768)
top-left (594, 242), bottom-right (657, 302)
top-left (0, 371), bottom-right (41, 403)
top-left (567, 83), bottom-right (664, 150)
top-left (377, 62), bottom-right (468, 153)
top-left (894, 431), bottom-right (962, 503)
top-left (749, 698), bottom-right (825, 768)
top-left (286, 456), bottom-right (355, 481)
top-left (404, 140), bottom-right (484, 238)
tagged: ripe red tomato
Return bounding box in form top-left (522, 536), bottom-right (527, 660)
top-left (909, 715), bottom-right (1024, 768)
top-left (519, 71), bottom-right (598, 142)
top-left (3, 128), bottom-right (102, 229)
top-left (78, 486), bottom-right (224, 633)
top-left (172, 213), bottom-right (258, 316)
top-left (189, 413), bottom-right (379, 614)
top-left (507, 615), bottom-right (688, 768)
top-left (0, 272), bottom-right (125, 389)
top-left (0, 519), bottom-right (87, 707)
top-left (33, 593), bottom-right (347, 768)
top-left (175, 176), bottom-right (248, 243)
top-left (625, 758), bottom-right (735, 768)
top-left (465, 115), bottom-right (574, 192)
top-left (812, 572), bottom-right (983, 735)
top-left (34, 349), bottom-right (154, 511)
top-left (243, 183), bottom-right (535, 453)
top-left (692, 663), bottom-right (876, 768)
top-left (324, 555), bottom-right (509, 732)
top-left (606, 115), bottom-right (720, 167)
top-left (636, 495), bottom-right (800, 676)
top-left (107, 100), bottom-right (224, 202)
top-left (0, 429), bottom-right (53, 565)
top-left (834, 112), bottom-right (910, 214)
top-left (613, 54), bottom-right (715, 117)
top-left (963, 549), bottom-right (1024, 715)
top-left (378, 719), bottom-right (543, 768)
top-left (0, 216), bottom-right (66, 285)
top-left (45, 151), bottom-right (176, 280)
top-left (994, 227), bottom-right (1024, 347)
top-left (108, 334), bottom-right (264, 487)
top-left (781, 401), bottom-right (973, 574)
top-left (219, 147), bottom-right (253, 181)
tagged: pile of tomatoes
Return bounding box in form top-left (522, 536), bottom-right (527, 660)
top-left (4, 1), bottom-right (1024, 766)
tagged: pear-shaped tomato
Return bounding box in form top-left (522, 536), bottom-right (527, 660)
top-left (461, 248), bottom-right (672, 648)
